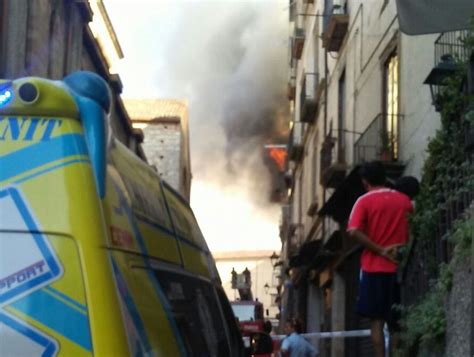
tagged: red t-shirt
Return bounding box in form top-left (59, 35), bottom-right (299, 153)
top-left (347, 188), bottom-right (413, 272)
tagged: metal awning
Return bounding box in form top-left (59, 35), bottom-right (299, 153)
top-left (318, 166), bottom-right (365, 224)
top-left (396, 0), bottom-right (474, 35)
top-left (288, 239), bottom-right (322, 268)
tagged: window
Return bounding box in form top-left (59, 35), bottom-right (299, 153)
top-left (297, 171), bottom-right (303, 228)
top-left (215, 288), bottom-right (245, 356)
top-left (154, 269), bottom-right (232, 357)
top-left (337, 70), bottom-right (346, 162)
top-left (383, 51), bottom-right (399, 160)
top-left (311, 133), bottom-right (319, 201)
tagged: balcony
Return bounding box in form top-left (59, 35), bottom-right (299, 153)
top-left (287, 223), bottom-right (303, 257)
top-left (424, 30), bottom-right (470, 111)
top-left (300, 73), bottom-right (319, 124)
top-left (354, 113), bottom-right (405, 178)
top-left (320, 135), bottom-right (347, 188)
top-left (288, 122), bottom-right (304, 162)
top-left (287, 66), bottom-right (296, 100)
top-left (322, 0), bottom-right (349, 52)
top-left (292, 27), bottom-right (305, 60)
top-left (435, 30), bottom-right (470, 65)
top-left (289, 0), bottom-right (296, 21)
top-left (279, 204), bottom-right (291, 242)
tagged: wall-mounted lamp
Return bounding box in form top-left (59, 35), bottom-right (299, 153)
top-left (270, 252), bottom-right (279, 267)
top-left (264, 283), bottom-right (270, 295)
top-left (424, 54), bottom-right (458, 112)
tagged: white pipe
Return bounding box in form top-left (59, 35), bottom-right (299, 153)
top-left (272, 329), bottom-right (371, 340)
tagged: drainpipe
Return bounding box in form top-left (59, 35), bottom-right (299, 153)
top-left (322, 47), bottom-right (329, 237)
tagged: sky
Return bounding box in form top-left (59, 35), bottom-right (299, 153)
top-left (104, 0), bottom-right (289, 253)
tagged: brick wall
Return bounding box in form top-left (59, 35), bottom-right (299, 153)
top-left (141, 123), bottom-right (182, 191)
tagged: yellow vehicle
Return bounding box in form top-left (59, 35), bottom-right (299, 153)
top-left (0, 72), bottom-right (245, 356)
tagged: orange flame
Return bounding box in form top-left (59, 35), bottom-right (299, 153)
top-left (268, 147), bottom-right (287, 172)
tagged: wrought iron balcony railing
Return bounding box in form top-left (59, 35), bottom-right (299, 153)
top-left (435, 30), bottom-right (470, 66)
top-left (354, 113), bottom-right (402, 165)
top-left (292, 27), bottom-right (305, 60)
top-left (322, 0), bottom-right (348, 52)
top-left (287, 65), bottom-right (296, 100)
top-left (425, 30), bottom-right (470, 111)
top-left (279, 204), bottom-right (291, 242)
top-left (289, 0), bottom-right (296, 21)
top-left (320, 134), bottom-right (347, 188)
top-left (288, 121), bottom-right (304, 162)
top-left (300, 73), bottom-right (319, 123)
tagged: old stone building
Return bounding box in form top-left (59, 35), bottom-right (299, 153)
top-left (0, 0), bottom-right (144, 157)
top-left (126, 99), bottom-right (192, 201)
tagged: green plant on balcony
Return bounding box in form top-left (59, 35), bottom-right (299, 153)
top-left (379, 130), bottom-right (394, 161)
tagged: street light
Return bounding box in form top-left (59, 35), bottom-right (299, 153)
top-left (270, 251), bottom-right (279, 267)
top-left (264, 283), bottom-right (270, 295)
top-left (424, 54), bottom-right (457, 112)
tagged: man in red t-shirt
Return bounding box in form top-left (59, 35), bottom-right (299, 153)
top-left (347, 161), bottom-right (413, 357)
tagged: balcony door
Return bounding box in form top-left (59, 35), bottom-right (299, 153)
top-left (383, 51), bottom-right (399, 160)
top-left (337, 70), bottom-right (346, 162)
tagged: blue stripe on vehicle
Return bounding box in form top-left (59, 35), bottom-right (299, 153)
top-left (0, 188), bottom-right (63, 306)
top-left (135, 213), bottom-right (207, 253)
top-left (110, 257), bottom-right (151, 354)
top-left (9, 189), bottom-right (62, 277)
top-left (0, 311), bottom-right (58, 357)
top-left (0, 133), bottom-right (89, 181)
top-left (44, 286), bottom-right (87, 314)
top-left (14, 159), bottom-right (91, 185)
top-left (113, 182), bottom-right (187, 357)
top-left (10, 288), bottom-right (92, 352)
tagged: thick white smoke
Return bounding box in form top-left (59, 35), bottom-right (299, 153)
top-left (106, 0), bottom-right (289, 252)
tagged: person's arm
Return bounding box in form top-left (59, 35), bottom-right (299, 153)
top-left (348, 229), bottom-right (400, 263)
top-left (280, 337), bottom-right (290, 357)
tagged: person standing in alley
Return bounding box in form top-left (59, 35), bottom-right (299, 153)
top-left (280, 318), bottom-right (318, 357)
top-left (347, 161), bottom-right (414, 357)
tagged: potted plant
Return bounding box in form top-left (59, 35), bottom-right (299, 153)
top-left (379, 130), bottom-right (392, 161)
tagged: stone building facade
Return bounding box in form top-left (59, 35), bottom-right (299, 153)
top-left (0, 0), bottom-right (144, 158)
top-left (278, 0), bottom-right (452, 356)
top-left (126, 99), bottom-right (192, 201)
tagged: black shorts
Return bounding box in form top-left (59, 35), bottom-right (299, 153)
top-left (356, 271), bottom-right (401, 330)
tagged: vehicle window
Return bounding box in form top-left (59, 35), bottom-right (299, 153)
top-left (231, 305), bottom-right (256, 321)
top-left (154, 269), bottom-right (230, 357)
top-left (162, 184), bottom-right (208, 249)
top-left (215, 288), bottom-right (245, 357)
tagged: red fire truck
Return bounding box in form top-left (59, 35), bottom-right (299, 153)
top-left (230, 268), bottom-right (273, 356)
top-left (231, 300), bottom-right (265, 335)
top-left (231, 300), bottom-right (274, 357)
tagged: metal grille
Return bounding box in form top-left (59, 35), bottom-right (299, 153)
top-left (434, 30), bottom-right (470, 65)
top-left (403, 160), bottom-right (474, 306)
top-left (354, 113), bottom-right (402, 164)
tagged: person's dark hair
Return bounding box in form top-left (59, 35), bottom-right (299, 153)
top-left (395, 176), bottom-right (420, 199)
top-left (263, 320), bottom-right (272, 334)
top-left (359, 161), bottom-right (386, 186)
top-left (287, 318), bottom-right (303, 333)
